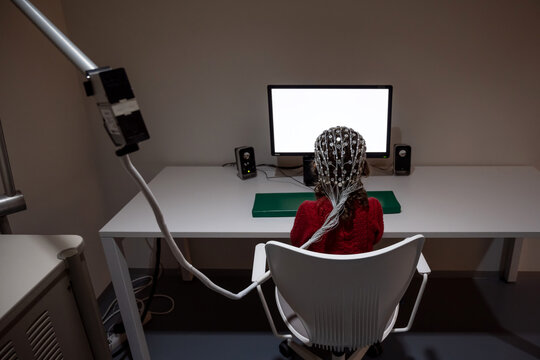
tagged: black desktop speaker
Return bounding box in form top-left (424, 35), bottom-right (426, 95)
top-left (394, 144), bottom-right (411, 176)
top-left (235, 146), bottom-right (257, 179)
top-left (303, 156), bottom-right (318, 186)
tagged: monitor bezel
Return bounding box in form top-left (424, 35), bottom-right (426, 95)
top-left (268, 84), bottom-right (393, 158)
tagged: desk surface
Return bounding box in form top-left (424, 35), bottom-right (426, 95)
top-left (99, 166), bottom-right (540, 239)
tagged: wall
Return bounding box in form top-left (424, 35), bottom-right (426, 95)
top-left (5, 0), bottom-right (539, 291)
top-left (0, 0), bottom-right (109, 294)
top-left (60, 0), bottom-right (540, 169)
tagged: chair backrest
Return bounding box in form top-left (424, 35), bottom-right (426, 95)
top-left (265, 235), bottom-right (425, 350)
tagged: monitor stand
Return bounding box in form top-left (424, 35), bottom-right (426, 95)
top-left (272, 156), bottom-right (316, 186)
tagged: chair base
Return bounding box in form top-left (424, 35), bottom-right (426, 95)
top-left (281, 340), bottom-right (369, 360)
top-left (366, 342), bottom-right (383, 357)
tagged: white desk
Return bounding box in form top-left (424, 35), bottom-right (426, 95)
top-left (99, 165), bottom-right (540, 360)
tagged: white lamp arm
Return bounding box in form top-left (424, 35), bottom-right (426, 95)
top-left (12, 0), bottom-right (98, 74)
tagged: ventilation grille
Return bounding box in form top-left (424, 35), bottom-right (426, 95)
top-left (0, 341), bottom-right (18, 360)
top-left (26, 311), bottom-right (64, 360)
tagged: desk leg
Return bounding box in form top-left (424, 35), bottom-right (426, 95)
top-left (101, 237), bottom-right (151, 360)
top-left (178, 238), bottom-right (194, 281)
top-left (503, 237), bottom-right (524, 283)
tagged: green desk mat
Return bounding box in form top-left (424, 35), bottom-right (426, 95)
top-left (252, 191), bottom-right (401, 217)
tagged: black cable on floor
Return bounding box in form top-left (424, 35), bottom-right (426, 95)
top-left (141, 238), bottom-right (161, 322)
top-left (111, 238), bottom-right (162, 336)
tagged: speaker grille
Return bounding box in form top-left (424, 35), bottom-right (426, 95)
top-left (0, 341), bottom-right (18, 360)
top-left (26, 311), bottom-right (63, 360)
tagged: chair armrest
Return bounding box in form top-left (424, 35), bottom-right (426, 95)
top-left (252, 246), bottom-right (292, 341)
top-left (251, 243), bottom-right (267, 282)
top-left (417, 252), bottom-right (431, 275)
top-left (393, 252), bottom-right (430, 333)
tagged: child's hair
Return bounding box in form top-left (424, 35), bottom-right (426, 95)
top-left (314, 161), bottom-right (370, 223)
top-left (314, 126), bottom-right (370, 222)
top-left (300, 126), bottom-right (369, 249)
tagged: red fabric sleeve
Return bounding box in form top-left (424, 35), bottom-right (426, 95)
top-left (370, 197), bottom-right (384, 246)
top-left (291, 197), bottom-right (384, 254)
top-left (290, 201), bottom-right (316, 248)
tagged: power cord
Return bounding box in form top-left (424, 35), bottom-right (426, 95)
top-left (257, 163), bottom-right (302, 170)
top-left (256, 164), bottom-right (312, 190)
top-left (140, 238), bottom-right (161, 324)
top-left (223, 160), bottom-right (308, 188)
top-left (103, 238), bottom-right (175, 355)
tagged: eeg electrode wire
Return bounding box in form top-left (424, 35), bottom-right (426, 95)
top-left (120, 154), bottom-right (271, 300)
top-left (120, 154), bottom-right (346, 300)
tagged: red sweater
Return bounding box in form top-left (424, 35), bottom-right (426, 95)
top-left (290, 197), bottom-right (384, 254)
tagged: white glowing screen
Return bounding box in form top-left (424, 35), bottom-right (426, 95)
top-left (269, 87), bottom-right (391, 156)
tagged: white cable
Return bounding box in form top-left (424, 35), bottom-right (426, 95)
top-left (102, 239), bottom-right (176, 328)
top-left (103, 277), bottom-right (175, 325)
top-left (120, 155), bottom-right (271, 300)
top-left (140, 294), bottom-right (175, 315)
top-left (102, 274), bottom-right (153, 321)
top-left (103, 298), bottom-right (145, 326)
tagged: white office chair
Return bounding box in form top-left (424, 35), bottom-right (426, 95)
top-left (251, 234), bottom-right (430, 360)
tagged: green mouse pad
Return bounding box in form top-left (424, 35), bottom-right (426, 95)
top-left (252, 191), bottom-right (401, 217)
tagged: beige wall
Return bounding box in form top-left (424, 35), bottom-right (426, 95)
top-left (64, 0), bottom-right (539, 273)
top-left (63, 0), bottom-right (539, 274)
top-left (0, 0), bottom-right (109, 294)
top-left (2, 0), bottom-right (539, 294)
top-left (61, 0), bottom-right (540, 168)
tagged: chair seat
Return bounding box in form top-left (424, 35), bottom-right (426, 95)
top-left (276, 288), bottom-right (400, 348)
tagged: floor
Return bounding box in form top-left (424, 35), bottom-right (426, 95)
top-left (101, 271), bottom-right (540, 360)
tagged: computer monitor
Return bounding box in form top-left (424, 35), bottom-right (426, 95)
top-left (268, 85), bottom-right (393, 158)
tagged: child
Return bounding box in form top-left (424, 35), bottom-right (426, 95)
top-left (291, 126), bottom-right (384, 254)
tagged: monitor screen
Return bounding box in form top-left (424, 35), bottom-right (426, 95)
top-left (268, 85), bottom-right (393, 158)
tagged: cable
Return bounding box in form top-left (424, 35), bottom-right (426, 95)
top-left (120, 154), bottom-right (271, 300)
top-left (140, 238), bottom-right (161, 323)
top-left (103, 237), bottom-right (174, 336)
top-left (223, 160), bottom-right (308, 188)
top-left (104, 298), bottom-right (145, 331)
top-left (257, 163), bottom-right (302, 170)
top-left (102, 275), bottom-right (153, 323)
top-left (256, 165), bottom-right (313, 190)
top-left (103, 271), bottom-right (174, 328)
top-left (144, 238), bottom-right (165, 279)
top-left (139, 294), bottom-right (175, 315)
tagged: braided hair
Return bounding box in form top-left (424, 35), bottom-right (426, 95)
top-left (300, 126), bottom-right (370, 249)
top-left (314, 161), bottom-right (370, 223)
